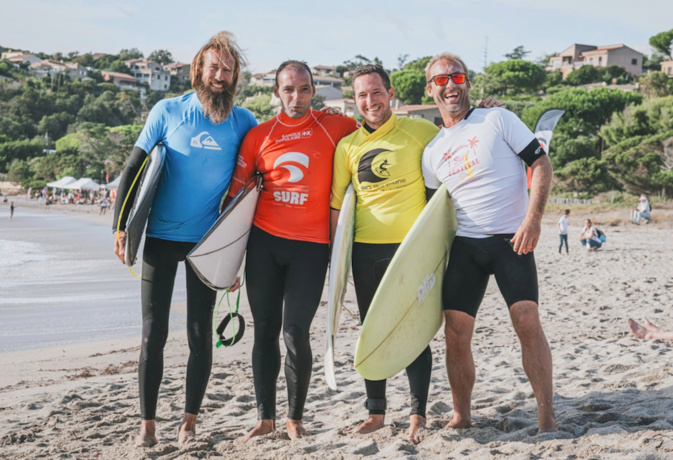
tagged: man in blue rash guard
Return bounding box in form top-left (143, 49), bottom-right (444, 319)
top-left (112, 31), bottom-right (257, 447)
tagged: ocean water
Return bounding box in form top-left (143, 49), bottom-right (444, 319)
top-left (0, 208), bottom-right (187, 352)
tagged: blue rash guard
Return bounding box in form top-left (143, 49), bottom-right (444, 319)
top-left (135, 92), bottom-right (257, 242)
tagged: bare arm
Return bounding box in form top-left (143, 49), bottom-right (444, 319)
top-left (511, 155), bottom-right (553, 255)
top-left (330, 208), bottom-right (340, 245)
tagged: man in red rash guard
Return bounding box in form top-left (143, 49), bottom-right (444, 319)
top-left (227, 60), bottom-right (357, 441)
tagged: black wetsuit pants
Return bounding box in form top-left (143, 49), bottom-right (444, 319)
top-left (139, 237), bottom-right (216, 420)
top-left (245, 226), bottom-right (330, 420)
top-left (351, 242), bottom-right (432, 417)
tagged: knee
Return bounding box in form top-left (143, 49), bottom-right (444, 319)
top-left (511, 305), bottom-right (543, 339)
top-left (142, 320), bottom-right (169, 353)
top-left (187, 321), bottom-right (213, 355)
top-left (444, 319), bottom-right (472, 350)
top-left (283, 325), bottom-right (310, 355)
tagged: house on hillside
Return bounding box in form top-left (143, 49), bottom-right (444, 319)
top-left (250, 70), bottom-right (276, 86)
top-left (101, 71), bottom-right (138, 90)
top-left (323, 98), bottom-right (360, 117)
top-left (392, 102), bottom-right (442, 125)
top-left (315, 85), bottom-right (343, 101)
top-left (1, 51), bottom-right (42, 65)
top-left (29, 60), bottom-right (88, 79)
top-left (313, 65), bottom-right (339, 77)
top-left (312, 74), bottom-right (344, 87)
top-left (164, 62), bottom-right (191, 84)
top-left (548, 44), bottom-right (643, 79)
top-left (125, 59), bottom-right (170, 91)
top-left (662, 61), bottom-right (673, 77)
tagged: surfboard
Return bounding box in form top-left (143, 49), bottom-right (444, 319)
top-left (125, 144), bottom-right (167, 267)
top-left (325, 184), bottom-right (356, 391)
top-left (354, 187), bottom-right (456, 381)
top-left (187, 175), bottom-right (262, 290)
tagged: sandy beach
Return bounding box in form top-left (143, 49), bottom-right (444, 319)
top-left (2, 199), bottom-right (673, 459)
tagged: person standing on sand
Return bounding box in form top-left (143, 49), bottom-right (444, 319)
top-left (112, 31), bottom-right (257, 448)
top-left (558, 209), bottom-right (570, 254)
top-left (226, 61), bottom-right (358, 442)
top-left (9, 201), bottom-right (14, 220)
top-left (422, 52), bottom-right (557, 433)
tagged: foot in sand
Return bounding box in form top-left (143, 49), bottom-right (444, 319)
top-left (407, 414), bottom-right (426, 444)
top-left (446, 414), bottom-right (471, 429)
top-left (628, 317), bottom-right (673, 341)
top-left (538, 414), bottom-right (558, 432)
top-left (135, 420), bottom-right (158, 448)
top-left (286, 419), bottom-right (307, 440)
top-left (353, 414), bottom-right (385, 434)
top-left (239, 419), bottom-right (275, 443)
top-left (178, 413), bottom-right (197, 445)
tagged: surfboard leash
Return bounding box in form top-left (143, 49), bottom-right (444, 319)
top-left (116, 154), bottom-right (150, 279)
top-left (214, 273), bottom-right (246, 348)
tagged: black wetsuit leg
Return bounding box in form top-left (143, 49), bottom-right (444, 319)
top-left (138, 237), bottom-right (216, 419)
top-left (245, 226), bottom-right (329, 421)
top-left (351, 242), bottom-right (432, 417)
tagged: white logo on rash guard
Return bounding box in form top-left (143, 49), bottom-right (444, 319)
top-left (273, 152), bottom-right (309, 183)
top-left (190, 131), bottom-right (222, 150)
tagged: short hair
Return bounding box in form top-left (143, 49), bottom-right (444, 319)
top-left (352, 64), bottom-right (391, 91)
top-left (275, 60), bottom-right (313, 87)
top-left (564, 209), bottom-right (570, 215)
top-left (425, 53), bottom-right (470, 82)
top-left (190, 31), bottom-right (245, 89)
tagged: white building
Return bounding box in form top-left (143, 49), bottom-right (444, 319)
top-left (125, 59), bottom-right (171, 91)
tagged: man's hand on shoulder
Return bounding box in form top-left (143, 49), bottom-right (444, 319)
top-left (477, 97), bottom-right (503, 109)
top-left (510, 218), bottom-right (541, 255)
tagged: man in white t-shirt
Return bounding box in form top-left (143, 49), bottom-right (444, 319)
top-left (558, 209), bottom-right (570, 254)
top-left (422, 52), bottom-right (557, 432)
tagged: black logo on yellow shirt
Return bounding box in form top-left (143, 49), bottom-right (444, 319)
top-left (358, 148), bottom-right (392, 184)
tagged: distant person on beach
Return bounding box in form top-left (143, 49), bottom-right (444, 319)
top-left (9, 201), bottom-right (14, 220)
top-left (112, 31), bottom-right (257, 448)
top-left (422, 52), bottom-right (557, 432)
top-left (631, 194), bottom-right (651, 225)
top-left (579, 219), bottom-right (602, 251)
top-left (99, 198), bottom-right (108, 215)
top-left (558, 209), bottom-right (570, 254)
top-left (225, 60), bottom-right (358, 442)
top-left (628, 317), bottom-right (673, 341)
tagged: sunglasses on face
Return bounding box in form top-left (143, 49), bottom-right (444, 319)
top-left (428, 72), bottom-right (467, 86)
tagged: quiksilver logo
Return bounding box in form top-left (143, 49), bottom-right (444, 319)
top-left (358, 148), bottom-right (391, 184)
top-left (190, 132), bottom-right (222, 150)
top-left (273, 152), bottom-right (309, 183)
top-left (417, 273), bottom-right (436, 305)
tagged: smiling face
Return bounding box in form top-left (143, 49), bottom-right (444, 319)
top-left (426, 59), bottom-right (471, 122)
top-left (274, 67), bottom-right (315, 119)
top-left (201, 48), bottom-right (236, 92)
top-left (353, 73), bottom-right (394, 130)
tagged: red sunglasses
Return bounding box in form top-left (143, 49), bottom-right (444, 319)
top-left (428, 72), bottom-right (467, 86)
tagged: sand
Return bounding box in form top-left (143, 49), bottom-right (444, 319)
top-left (2, 202), bottom-right (673, 459)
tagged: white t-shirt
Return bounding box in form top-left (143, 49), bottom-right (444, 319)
top-left (558, 215), bottom-right (568, 235)
top-left (582, 226), bottom-right (600, 243)
top-left (637, 201), bottom-right (651, 213)
top-left (422, 107), bottom-right (535, 238)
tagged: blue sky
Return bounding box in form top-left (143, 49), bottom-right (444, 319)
top-left (2, 0), bottom-right (671, 73)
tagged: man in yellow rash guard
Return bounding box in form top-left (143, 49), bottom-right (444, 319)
top-left (329, 64), bottom-right (439, 444)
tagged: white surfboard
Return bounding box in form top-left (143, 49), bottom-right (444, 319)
top-left (354, 187), bottom-right (457, 381)
top-left (325, 184), bottom-right (356, 391)
top-left (187, 175), bottom-right (262, 290)
top-left (125, 144), bottom-right (167, 267)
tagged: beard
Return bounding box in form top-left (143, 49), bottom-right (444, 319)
top-left (194, 78), bottom-right (235, 124)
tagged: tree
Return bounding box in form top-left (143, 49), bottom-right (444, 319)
top-left (565, 65), bottom-right (601, 85)
top-left (484, 59), bottom-right (546, 95)
top-left (148, 49), bottom-right (174, 65)
top-left (639, 72), bottom-right (673, 98)
top-left (402, 56), bottom-right (432, 72)
top-left (397, 54), bottom-right (409, 71)
top-left (118, 48), bottom-right (144, 61)
top-left (390, 70), bottom-right (428, 105)
top-left (242, 94), bottom-right (276, 122)
top-left (649, 29), bottom-right (673, 59)
top-left (311, 94), bottom-right (326, 110)
top-left (504, 46), bottom-right (530, 60)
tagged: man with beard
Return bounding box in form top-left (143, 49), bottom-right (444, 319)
top-left (112, 31), bottom-right (257, 447)
top-left (227, 60), bottom-right (357, 441)
top-left (422, 53), bottom-right (556, 432)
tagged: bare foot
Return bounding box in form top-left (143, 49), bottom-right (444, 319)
top-left (407, 414), bottom-right (426, 444)
top-left (286, 419), bottom-right (307, 440)
top-left (353, 414), bottom-right (385, 434)
top-left (538, 415), bottom-right (558, 432)
top-left (178, 413), bottom-right (197, 445)
top-left (239, 419), bottom-right (275, 443)
top-left (628, 318), bottom-right (652, 340)
top-left (135, 420), bottom-right (158, 448)
top-left (445, 414), bottom-right (471, 429)
top-left (643, 317), bottom-right (662, 333)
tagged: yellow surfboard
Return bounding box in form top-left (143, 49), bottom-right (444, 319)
top-left (354, 187), bottom-right (456, 381)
